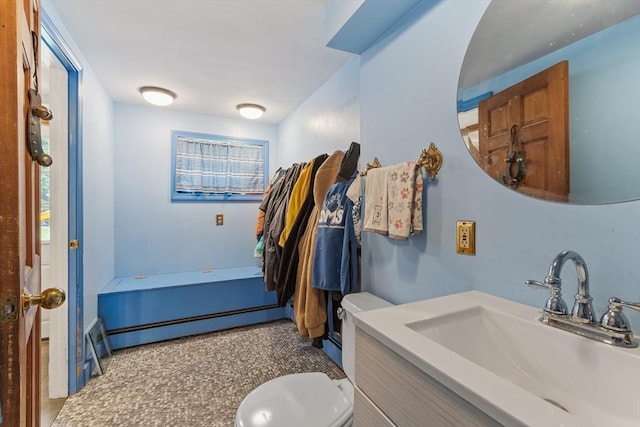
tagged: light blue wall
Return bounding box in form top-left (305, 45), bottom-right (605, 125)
top-left (113, 104), bottom-right (278, 277)
top-left (81, 71), bottom-right (115, 327)
top-left (282, 0), bottom-right (640, 333)
top-left (359, 0), bottom-right (487, 304)
top-left (42, 2), bottom-right (116, 331)
top-left (569, 16), bottom-right (640, 203)
top-left (358, 0), bottom-right (640, 332)
top-left (278, 57), bottom-right (360, 165)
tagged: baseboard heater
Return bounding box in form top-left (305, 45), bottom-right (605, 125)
top-left (107, 303), bottom-right (281, 335)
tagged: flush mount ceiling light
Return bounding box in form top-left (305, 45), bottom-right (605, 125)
top-left (236, 103), bottom-right (266, 119)
top-left (139, 86), bottom-right (177, 106)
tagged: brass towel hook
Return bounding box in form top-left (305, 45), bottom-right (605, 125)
top-left (417, 142), bottom-right (442, 180)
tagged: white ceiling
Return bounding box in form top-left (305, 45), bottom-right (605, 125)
top-left (45, 0), bottom-right (353, 124)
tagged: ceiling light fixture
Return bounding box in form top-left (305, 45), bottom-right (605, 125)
top-left (139, 86), bottom-right (177, 106)
top-left (237, 103), bottom-right (265, 119)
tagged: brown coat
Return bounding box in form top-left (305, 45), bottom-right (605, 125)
top-left (294, 150), bottom-right (344, 338)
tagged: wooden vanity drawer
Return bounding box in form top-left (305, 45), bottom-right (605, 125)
top-left (355, 328), bottom-right (502, 427)
top-left (354, 386), bottom-right (395, 426)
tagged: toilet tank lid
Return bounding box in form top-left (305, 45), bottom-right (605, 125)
top-left (341, 292), bottom-right (392, 314)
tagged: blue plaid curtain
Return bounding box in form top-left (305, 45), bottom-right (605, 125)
top-left (175, 136), bottom-right (264, 194)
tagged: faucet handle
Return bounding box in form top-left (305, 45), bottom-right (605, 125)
top-left (526, 279), bottom-right (551, 289)
top-left (600, 297), bottom-right (640, 332)
top-left (526, 279), bottom-right (569, 315)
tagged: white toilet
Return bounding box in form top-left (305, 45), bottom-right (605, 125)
top-left (235, 292), bottom-right (392, 427)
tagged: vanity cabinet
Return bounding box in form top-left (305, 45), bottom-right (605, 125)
top-left (353, 328), bottom-right (502, 427)
top-left (354, 387), bottom-right (395, 426)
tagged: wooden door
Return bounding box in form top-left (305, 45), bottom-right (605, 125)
top-left (0, 1), bottom-right (63, 425)
top-left (478, 61), bottom-right (569, 202)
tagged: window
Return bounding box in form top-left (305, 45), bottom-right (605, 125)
top-left (171, 130), bottom-right (268, 201)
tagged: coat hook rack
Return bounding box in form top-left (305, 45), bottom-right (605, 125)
top-left (360, 157), bottom-right (383, 176)
top-left (361, 142), bottom-right (443, 180)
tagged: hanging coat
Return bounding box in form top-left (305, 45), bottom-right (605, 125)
top-left (294, 151), bottom-right (344, 338)
top-left (276, 154), bottom-right (328, 306)
top-left (311, 177), bottom-right (358, 295)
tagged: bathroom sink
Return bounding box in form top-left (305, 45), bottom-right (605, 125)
top-left (354, 291), bottom-right (640, 427)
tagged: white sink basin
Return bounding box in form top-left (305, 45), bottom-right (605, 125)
top-left (355, 291), bottom-right (640, 427)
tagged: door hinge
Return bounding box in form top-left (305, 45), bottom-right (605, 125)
top-left (1, 295), bottom-right (19, 323)
top-left (69, 239), bottom-right (79, 250)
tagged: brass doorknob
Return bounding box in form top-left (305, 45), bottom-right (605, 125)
top-left (22, 287), bottom-right (66, 314)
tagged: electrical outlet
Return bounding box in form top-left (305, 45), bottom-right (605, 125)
top-left (216, 213), bottom-right (224, 226)
top-left (456, 220), bottom-right (476, 255)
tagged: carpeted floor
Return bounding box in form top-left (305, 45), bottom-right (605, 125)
top-left (52, 320), bottom-right (345, 426)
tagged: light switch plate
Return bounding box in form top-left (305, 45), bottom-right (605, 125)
top-left (456, 220), bottom-right (475, 255)
top-left (216, 213), bottom-right (224, 226)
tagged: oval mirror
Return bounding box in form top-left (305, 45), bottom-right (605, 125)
top-left (457, 0), bottom-right (640, 204)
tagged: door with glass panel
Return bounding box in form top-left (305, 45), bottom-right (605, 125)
top-left (40, 34), bottom-right (70, 404)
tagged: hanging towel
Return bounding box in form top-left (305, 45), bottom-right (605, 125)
top-left (387, 161), bottom-right (423, 240)
top-left (363, 166), bottom-right (391, 235)
top-left (346, 174), bottom-right (363, 246)
top-left (412, 167), bottom-right (424, 235)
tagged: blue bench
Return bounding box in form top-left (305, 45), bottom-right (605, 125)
top-left (98, 266), bottom-right (285, 349)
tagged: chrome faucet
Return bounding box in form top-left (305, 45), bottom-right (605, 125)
top-left (526, 250), bottom-right (596, 322)
top-left (527, 250), bottom-right (640, 348)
